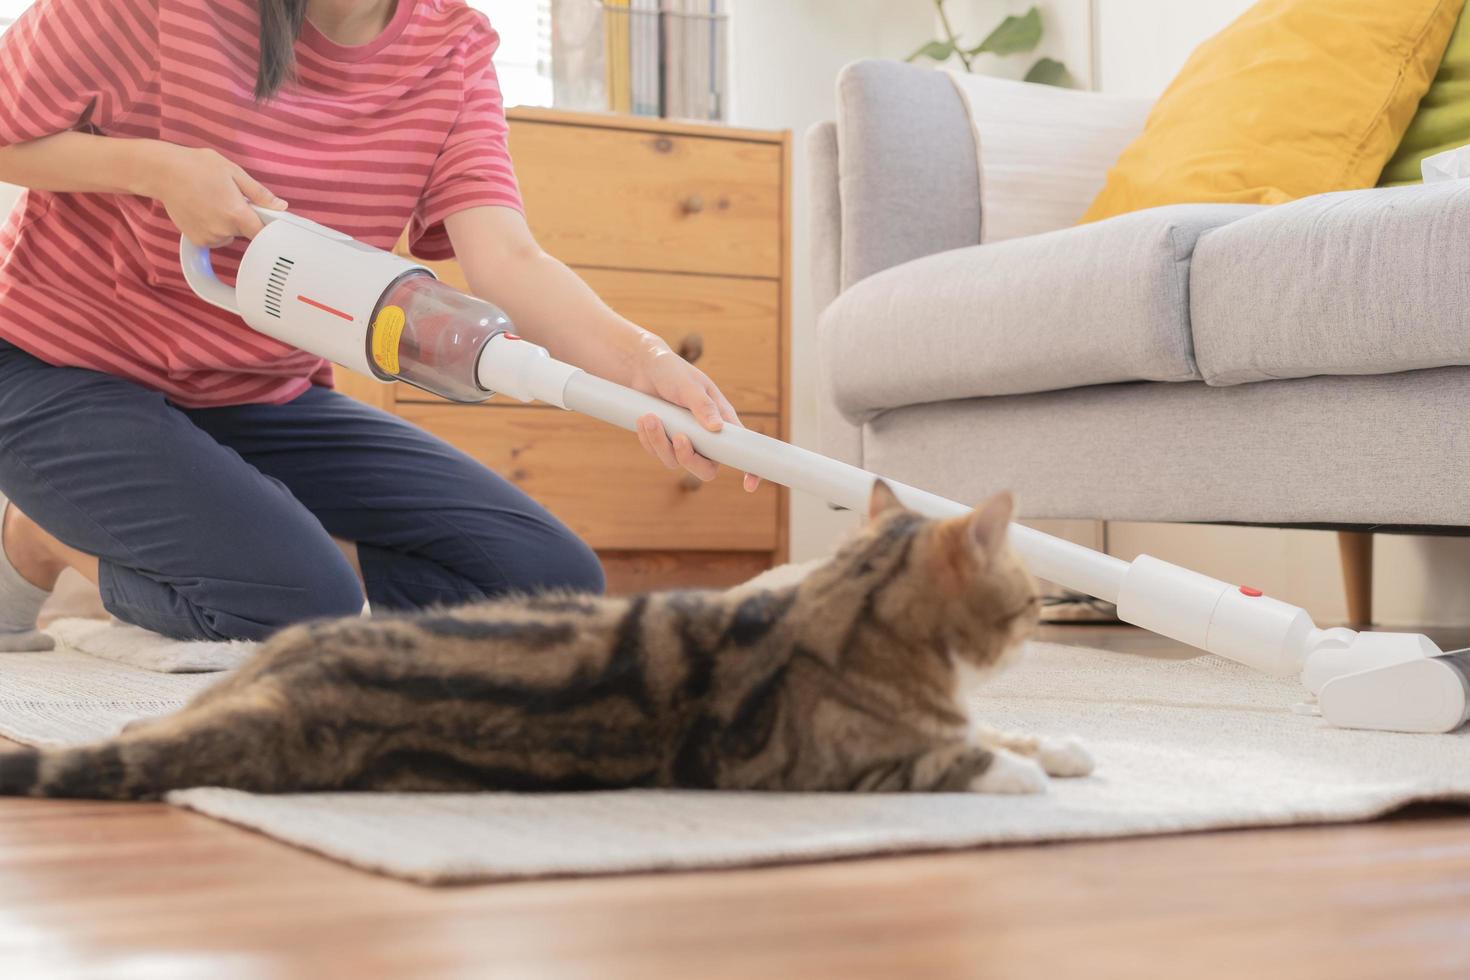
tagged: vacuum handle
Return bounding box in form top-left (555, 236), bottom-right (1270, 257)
top-left (178, 205), bottom-right (352, 314)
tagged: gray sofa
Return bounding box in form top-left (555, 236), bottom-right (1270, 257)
top-left (810, 60), bottom-right (1470, 618)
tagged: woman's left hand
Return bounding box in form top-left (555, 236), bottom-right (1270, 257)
top-left (629, 337), bottom-right (760, 493)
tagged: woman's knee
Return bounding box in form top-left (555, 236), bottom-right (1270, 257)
top-left (188, 548), bottom-right (364, 641)
top-left (537, 530), bottom-right (605, 595)
top-left (477, 524), bottom-right (606, 598)
top-left (283, 554), bottom-right (367, 620)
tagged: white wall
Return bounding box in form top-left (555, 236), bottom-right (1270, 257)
top-left (1094, 0), bottom-right (1247, 96)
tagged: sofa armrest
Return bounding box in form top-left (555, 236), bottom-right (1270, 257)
top-left (813, 61), bottom-right (1152, 464)
top-left (807, 121), bottom-right (843, 316)
top-left (806, 120), bottom-right (863, 465)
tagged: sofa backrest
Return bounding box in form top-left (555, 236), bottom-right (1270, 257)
top-left (946, 72), bottom-right (1151, 244)
top-left (824, 60), bottom-right (1156, 290)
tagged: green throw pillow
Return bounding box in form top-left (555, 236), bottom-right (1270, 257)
top-left (1380, 4), bottom-right (1470, 185)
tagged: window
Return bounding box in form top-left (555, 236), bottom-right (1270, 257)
top-left (0, 1), bottom-right (555, 109)
top-left (467, 0), bottom-right (553, 108)
top-left (0, 0), bottom-right (32, 30)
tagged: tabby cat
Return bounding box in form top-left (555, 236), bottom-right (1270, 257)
top-left (0, 482), bottom-right (1091, 799)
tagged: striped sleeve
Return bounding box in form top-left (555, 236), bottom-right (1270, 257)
top-left (408, 20), bottom-right (523, 261)
top-left (0, 0), bottom-right (157, 148)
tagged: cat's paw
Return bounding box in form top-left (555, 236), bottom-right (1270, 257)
top-left (968, 749), bottom-right (1048, 794)
top-left (1037, 736), bottom-right (1093, 778)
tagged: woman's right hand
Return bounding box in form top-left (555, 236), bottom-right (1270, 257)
top-left (143, 143), bottom-right (287, 247)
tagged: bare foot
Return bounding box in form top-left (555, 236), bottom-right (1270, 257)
top-left (3, 505), bottom-right (70, 591)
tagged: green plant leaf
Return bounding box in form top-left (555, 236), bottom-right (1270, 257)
top-left (906, 38), bottom-right (956, 63)
top-left (970, 7), bottom-right (1042, 56)
top-left (1023, 56), bottom-right (1073, 87)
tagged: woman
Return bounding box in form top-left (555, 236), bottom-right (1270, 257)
top-left (0, 0), bottom-right (754, 643)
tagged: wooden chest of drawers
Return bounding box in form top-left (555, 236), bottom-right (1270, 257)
top-left (339, 108), bottom-right (791, 594)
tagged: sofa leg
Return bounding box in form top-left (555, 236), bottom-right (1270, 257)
top-left (1337, 531), bottom-right (1373, 628)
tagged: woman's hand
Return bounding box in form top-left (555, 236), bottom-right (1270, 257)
top-left (141, 143), bottom-right (288, 247)
top-left (629, 336), bottom-right (760, 493)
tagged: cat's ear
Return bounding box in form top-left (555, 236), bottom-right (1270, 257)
top-left (969, 490), bottom-right (1015, 555)
top-left (868, 479), bottom-right (904, 521)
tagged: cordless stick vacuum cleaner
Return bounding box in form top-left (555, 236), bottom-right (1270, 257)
top-left (181, 207), bottom-right (1470, 734)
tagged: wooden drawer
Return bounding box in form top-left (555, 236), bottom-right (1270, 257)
top-left (509, 121), bottom-right (783, 278)
top-left (600, 551), bottom-right (773, 595)
top-left (578, 270), bottom-right (780, 415)
top-left (399, 403), bottom-right (779, 552)
top-left (393, 267), bottom-right (780, 416)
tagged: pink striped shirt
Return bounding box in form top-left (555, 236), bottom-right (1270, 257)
top-left (0, 0), bottom-right (521, 407)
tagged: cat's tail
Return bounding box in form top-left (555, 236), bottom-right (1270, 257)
top-left (0, 718), bottom-right (288, 799)
top-left (0, 743), bottom-right (147, 799)
top-left (0, 747), bottom-right (47, 796)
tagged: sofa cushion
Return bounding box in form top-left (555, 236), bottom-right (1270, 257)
top-left (1191, 181), bottom-right (1470, 386)
top-left (822, 203), bottom-right (1261, 423)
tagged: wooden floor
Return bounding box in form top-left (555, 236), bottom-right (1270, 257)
top-left (1, 625), bottom-right (1467, 979)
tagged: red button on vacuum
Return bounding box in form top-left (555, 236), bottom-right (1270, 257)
top-left (1239, 586), bottom-right (1263, 597)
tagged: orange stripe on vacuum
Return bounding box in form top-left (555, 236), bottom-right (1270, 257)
top-left (296, 295), bottom-right (354, 321)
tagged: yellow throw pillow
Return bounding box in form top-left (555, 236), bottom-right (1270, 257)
top-left (1081, 0), bottom-right (1464, 223)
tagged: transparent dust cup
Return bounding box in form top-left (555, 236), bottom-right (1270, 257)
top-left (366, 272), bottom-right (511, 403)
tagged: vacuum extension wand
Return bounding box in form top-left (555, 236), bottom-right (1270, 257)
top-left (179, 207), bottom-right (1470, 734)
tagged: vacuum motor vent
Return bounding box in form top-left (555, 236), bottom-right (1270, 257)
top-left (264, 256), bottom-right (295, 319)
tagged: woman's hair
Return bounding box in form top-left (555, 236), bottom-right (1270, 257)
top-left (256, 0), bottom-right (309, 100)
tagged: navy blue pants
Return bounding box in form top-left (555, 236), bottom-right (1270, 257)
top-left (0, 341), bottom-right (604, 641)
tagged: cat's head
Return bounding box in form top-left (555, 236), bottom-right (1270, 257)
top-left (839, 480), bottom-right (1040, 671)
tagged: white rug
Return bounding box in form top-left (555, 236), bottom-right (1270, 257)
top-left (45, 617), bottom-right (255, 673)
top-left (0, 645), bottom-right (218, 746)
top-left (1, 629), bottom-right (1467, 884)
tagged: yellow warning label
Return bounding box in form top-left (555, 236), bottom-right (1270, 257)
top-left (372, 305), bottom-right (405, 376)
